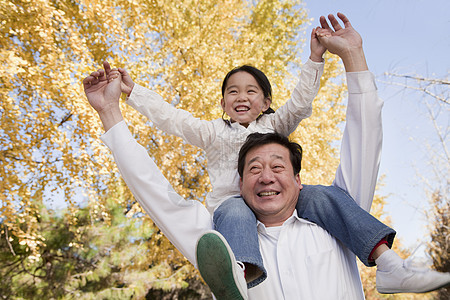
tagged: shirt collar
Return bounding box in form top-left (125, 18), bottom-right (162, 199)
top-left (229, 117), bottom-right (260, 129)
top-left (256, 209), bottom-right (316, 234)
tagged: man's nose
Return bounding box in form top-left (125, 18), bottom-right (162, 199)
top-left (258, 168), bottom-right (275, 184)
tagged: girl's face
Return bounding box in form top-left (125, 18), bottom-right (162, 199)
top-left (221, 71), bottom-right (271, 128)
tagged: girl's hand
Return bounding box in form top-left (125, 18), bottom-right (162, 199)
top-left (102, 61), bottom-right (135, 96)
top-left (117, 67), bottom-right (135, 96)
top-left (310, 27), bottom-right (327, 62)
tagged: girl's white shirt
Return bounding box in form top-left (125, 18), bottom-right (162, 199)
top-left (126, 59), bottom-right (324, 213)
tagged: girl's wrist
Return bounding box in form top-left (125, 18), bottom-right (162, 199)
top-left (126, 83), bottom-right (135, 96)
top-left (309, 53), bottom-right (324, 63)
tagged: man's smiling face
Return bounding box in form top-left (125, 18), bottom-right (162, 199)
top-left (239, 143), bottom-right (302, 227)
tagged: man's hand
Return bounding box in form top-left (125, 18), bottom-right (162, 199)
top-left (316, 13), bottom-right (368, 72)
top-left (83, 64), bottom-right (124, 131)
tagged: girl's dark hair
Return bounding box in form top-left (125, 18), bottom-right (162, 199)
top-left (221, 65), bottom-right (275, 124)
top-left (238, 132), bottom-right (303, 178)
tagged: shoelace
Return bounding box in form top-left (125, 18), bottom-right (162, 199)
top-left (404, 242), bottom-right (433, 272)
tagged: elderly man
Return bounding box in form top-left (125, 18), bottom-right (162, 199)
top-left (83, 13), bottom-right (450, 300)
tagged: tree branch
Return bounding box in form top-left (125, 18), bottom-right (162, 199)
top-left (4, 227), bottom-right (16, 256)
top-left (381, 72), bottom-right (449, 105)
top-left (385, 72), bottom-right (450, 85)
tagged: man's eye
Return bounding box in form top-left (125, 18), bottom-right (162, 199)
top-left (250, 166), bottom-right (261, 172)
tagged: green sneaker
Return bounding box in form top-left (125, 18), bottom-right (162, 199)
top-left (196, 230), bottom-right (248, 300)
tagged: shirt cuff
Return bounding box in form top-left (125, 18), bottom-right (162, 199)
top-left (100, 120), bottom-right (134, 152)
top-left (126, 83), bottom-right (165, 108)
top-left (125, 83), bottom-right (139, 103)
top-left (305, 58), bottom-right (325, 70)
top-left (346, 71), bottom-right (377, 94)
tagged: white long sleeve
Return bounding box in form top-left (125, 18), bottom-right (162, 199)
top-left (101, 121), bottom-right (212, 266)
top-left (333, 71), bottom-right (382, 211)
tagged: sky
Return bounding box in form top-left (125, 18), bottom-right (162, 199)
top-left (301, 0), bottom-right (449, 254)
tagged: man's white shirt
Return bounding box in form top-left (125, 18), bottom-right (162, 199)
top-left (251, 214), bottom-right (364, 299)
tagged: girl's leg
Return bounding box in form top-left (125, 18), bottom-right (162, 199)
top-left (213, 196), bottom-right (267, 288)
top-left (296, 184), bottom-right (396, 266)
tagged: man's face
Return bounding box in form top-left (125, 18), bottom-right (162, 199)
top-left (239, 143), bottom-right (303, 227)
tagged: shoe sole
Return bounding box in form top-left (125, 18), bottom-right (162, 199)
top-left (196, 231), bottom-right (246, 300)
top-left (378, 281), bottom-right (450, 294)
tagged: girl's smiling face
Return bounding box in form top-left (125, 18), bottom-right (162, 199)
top-left (221, 71), bottom-right (271, 128)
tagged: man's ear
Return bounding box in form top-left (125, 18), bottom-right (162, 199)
top-left (239, 178), bottom-right (243, 194)
top-left (295, 173), bottom-right (303, 190)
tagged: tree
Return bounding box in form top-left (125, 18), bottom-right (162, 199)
top-left (427, 191), bottom-right (449, 300)
top-left (1, 0), bottom-right (314, 252)
top-left (0, 198), bottom-right (212, 299)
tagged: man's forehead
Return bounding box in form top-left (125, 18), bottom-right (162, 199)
top-left (246, 143), bottom-right (289, 163)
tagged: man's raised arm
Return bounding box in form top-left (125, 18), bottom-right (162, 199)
top-left (83, 65), bottom-right (212, 265)
top-left (316, 13), bottom-right (382, 211)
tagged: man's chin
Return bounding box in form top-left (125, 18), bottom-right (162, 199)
top-left (253, 203), bottom-right (281, 216)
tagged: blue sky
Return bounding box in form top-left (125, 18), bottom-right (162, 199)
top-left (301, 0), bottom-right (449, 251)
